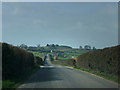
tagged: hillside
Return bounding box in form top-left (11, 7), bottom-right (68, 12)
top-left (23, 44), bottom-right (93, 60)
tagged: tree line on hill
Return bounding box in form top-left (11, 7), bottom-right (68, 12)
top-left (79, 45), bottom-right (96, 50)
top-left (19, 44), bottom-right (72, 49)
top-left (19, 44), bottom-right (96, 51)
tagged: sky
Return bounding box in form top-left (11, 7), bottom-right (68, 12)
top-left (2, 2), bottom-right (118, 49)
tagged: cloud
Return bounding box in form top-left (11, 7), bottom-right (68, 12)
top-left (99, 3), bottom-right (118, 15)
top-left (12, 8), bottom-right (22, 15)
top-left (33, 19), bottom-right (42, 24)
top-left (76, 22), bottom-right (83, 29)
top-left (33, 19), bottom-right (47, 28)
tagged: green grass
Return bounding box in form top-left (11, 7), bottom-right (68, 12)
top-left (0, 81), bottom-right (2, 89)
top-left (65, 53), bottom-right (82, 56)
top-left (58, 52), bottom-right (88, 59)
top-left (32, 52), bottom-right (44, 57)
top-left (74, 67), bottom-right (119, 84)
top-left (57, 57), bottom-right (70, 60)
top-left (2, 65), bottom-right (40, 88)
top-left (28, 51), bottom-right (44, 57)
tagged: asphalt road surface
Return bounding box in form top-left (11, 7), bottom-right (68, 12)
top-left (18, 55), bottom-right (119, 88)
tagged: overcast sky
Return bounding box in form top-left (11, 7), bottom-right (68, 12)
top-left (2, 2), bottom-right (118, 49)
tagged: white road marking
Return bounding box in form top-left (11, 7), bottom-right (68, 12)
top-left (40, 65), bottom-right (54, 68)
top-left (40, 66), bottom-right (45, 68)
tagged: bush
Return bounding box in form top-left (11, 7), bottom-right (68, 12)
top-left (2, 43), bottom-right (34, 80)
top-left (76, 45), bottom-right (120, 77)
top-left (34, 56), bottom-right (44, 65)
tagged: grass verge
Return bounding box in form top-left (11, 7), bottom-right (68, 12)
top-left (52, 60), bottom-right (119, 84)
top-left (74, 67), bottom-right (119, 84)
top-left (2, 65), bottom-right (40, 88)
top-left (57, 57), bottom-right (70, 60)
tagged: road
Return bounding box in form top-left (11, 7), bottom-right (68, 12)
top-left (18, 54), bottom-right (119, 88)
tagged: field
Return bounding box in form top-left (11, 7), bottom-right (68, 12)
top-left (29, 51), bottom-right (45, 57)
top-left (27, 46), bottom-right (91, 61)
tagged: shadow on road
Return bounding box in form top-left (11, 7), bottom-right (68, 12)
top-left (24, 67), bottom-right (62, 84)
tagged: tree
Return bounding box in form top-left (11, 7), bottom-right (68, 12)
top-left (56, 44), bottom-right (59, 47)
top-left (93, 46), bottom-right (96, 50)
top-left (51, 44), bottom-right (55, 47)
top-left (51, 44), bottom-right (55, 48)
top-left (84, 45), bottom-right (91, 50)
top-left (79, 46), bottom-right (82, 49)
top-left (20, 44), bottom-right (27, 49)
top-left (46, 44), bottom-right (49, 47)
top-left (37, 44), bottom-right (40, 48)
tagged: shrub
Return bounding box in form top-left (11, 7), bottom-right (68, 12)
top-left (2, 43), bottom-right (34, 80)
top-left (34, 56), bottom-right (44, 65)
top-left (76, 45), bottom-right (120, 77)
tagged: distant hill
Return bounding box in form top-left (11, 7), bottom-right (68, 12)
top-left (26, 45), bottom-right (72, 51)
top-left (19, 44), bottom-right (95, 59)
top-left (24, 44), bottom-right (93, 54)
